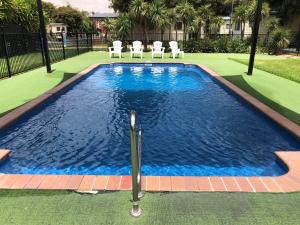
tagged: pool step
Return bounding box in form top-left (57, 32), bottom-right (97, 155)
top-left (0, 149), bottom-right (11, 163)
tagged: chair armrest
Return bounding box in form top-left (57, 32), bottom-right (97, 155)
top-left (162, 47), bottom-right (165, 52)
top-left (108, 47), bottom-right (113, 51)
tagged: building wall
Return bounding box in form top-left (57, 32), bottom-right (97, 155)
top-left (47, 24), bottom-right (67, 33)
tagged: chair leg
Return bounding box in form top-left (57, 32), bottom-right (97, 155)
top-left (119, 52), bottom-right (121, 58)
top-left (109, 52), bottom-right (111, 58)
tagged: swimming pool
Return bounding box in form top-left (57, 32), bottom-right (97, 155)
top-left (0, 63), bottom-right (299, 176)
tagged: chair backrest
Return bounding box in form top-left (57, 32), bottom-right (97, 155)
top-left (132, 41), bottom-right (142, 49)
top-left (153, 41), bottom-right (162, 51)
top-left (113, 40), bottom-right (122, 49)
top-left (169, 41), bottom-right (178, 49)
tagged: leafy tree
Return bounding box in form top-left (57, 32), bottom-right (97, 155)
top-left (43, 1), bottom-right (57, 23)
top-left (1, 0), bottom-right (40, 32)
top-left (54, 5), bottom-right (83, 33)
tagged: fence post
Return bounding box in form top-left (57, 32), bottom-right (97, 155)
top-left (39, 32), bottom-right (45, 66)
top-left (61, 33), bottom-right (66, 60)
top-left (76, 33), bottom-right (79, 55)
top-left (90, 33), bottom-right (93, 51)
top-left (297, 24), bottom-right (300, 56)
top-left (1, 31), bottom-right (12, 77)
top-left (86, 33), bottom-right (89, 51)
top-left (37, 0), bottom-right (51, 73)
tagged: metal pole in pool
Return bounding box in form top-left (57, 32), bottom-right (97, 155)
top-left (137, 126), bottom-right (144, 199)
top-left (129, 111), bottom-right (143, 217)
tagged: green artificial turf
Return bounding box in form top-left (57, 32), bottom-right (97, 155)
top-left (0, 52), bottom-right (299, 124)
top-left (0, 190), bottom-right (300, 225)
top-left (230, 58), bottom-right (300, 83)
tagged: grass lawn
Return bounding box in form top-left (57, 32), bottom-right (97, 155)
top-left (0, 190), bottom-right (300, 225)
top-left (0, 51), bottom-right (299, 124)
top-left (230, 58), bottom-right (300, 83)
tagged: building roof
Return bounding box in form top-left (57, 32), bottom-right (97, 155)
top-left (49, 23), bottom-right (67, 26)
top-left (89, 12), bottom-right (119, 18)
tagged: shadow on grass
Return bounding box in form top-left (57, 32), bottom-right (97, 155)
top-left (58, 72), bottom-right (77, 85)
top-left (224, 74), bottom-right (300, 125)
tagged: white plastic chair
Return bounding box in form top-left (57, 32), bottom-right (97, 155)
top-left (151, 41), bottom-right (165, 59)
top-left (169, 41), bottom-right (184, 59)
top-left (109, 40), bottom-right (123, 58)
top-left (130, 41), bottom-right (143, 59)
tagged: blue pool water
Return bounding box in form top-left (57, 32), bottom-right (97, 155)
top-left (0, 64), bottom-right (299, 176)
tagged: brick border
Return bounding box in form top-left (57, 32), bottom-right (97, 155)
top-left (0, 63), bottom-right (300, 192)
top-left (0, 151), bottom-right (300, 192)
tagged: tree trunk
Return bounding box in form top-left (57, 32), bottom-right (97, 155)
top-left (241, 21), bottom-right (245, 40)
top-left (183, 23), bottom-right (186, 41)
top-left (175, 24), bottom-right (178, 41)
top-left (142, 21), bottom-right (148, 50)
top-left (199, 23), bottom-right (202, 40)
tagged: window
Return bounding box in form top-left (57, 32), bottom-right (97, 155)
top-left (174, 22), bottom-right (183, 30)
top-left (56, 27), bottom-right (61, 32)
top-left (235, 22), bottom-right (240, 31)
top-left (225, 24), bottom-right (231, 29)
top-left (62, 27), bottom-right (65, 32)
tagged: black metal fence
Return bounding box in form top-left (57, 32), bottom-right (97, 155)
top-left (1, 31), bottom-right (299, 79)
top-left (0, 32), bottom-right (92, 79)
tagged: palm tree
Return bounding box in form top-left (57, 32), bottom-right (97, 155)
top-left (175, 1), bottom-right (195, 41)
top-left (265, 16), bottom-right (279, 45)
top-left (115, 13), bottom-right (131, 42)
top-left (129, 0), bottom-right (150, 50)
top-left (167, 9), bottom-right (176, 41)
top-left (198, 4), bottom-right (213, 37)
top-left (187, 16), bottom-right (202, 40)
top-left (233, 4), bottom-right (248, 40)
top-left (148, 0), bottom-right (169, 41)
top-left (209, 16), bottom-right (224, 35)
top-left (102, 17), bottom-right (114, 41)
top-left (247, 0), bottom-right (270, 33)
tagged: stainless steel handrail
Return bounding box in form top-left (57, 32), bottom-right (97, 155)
top-left (129, 111), bottom-right (143, 217)
top-left (137, 126), bottom-right (144, 199)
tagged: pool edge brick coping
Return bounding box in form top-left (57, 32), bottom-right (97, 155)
top-left (0, 63), bottom-right (300, 192)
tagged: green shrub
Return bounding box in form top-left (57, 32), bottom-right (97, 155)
top-left (162, 40), bottom-right (171, 52)
top-left (179, 37), bottom-right (251, 53)
top-left (227, 38), bottom-right (249, 53)
top-left (267, 28), bottom-right (290, 54)
top-left (213, 37), bottom-right (229, 53)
